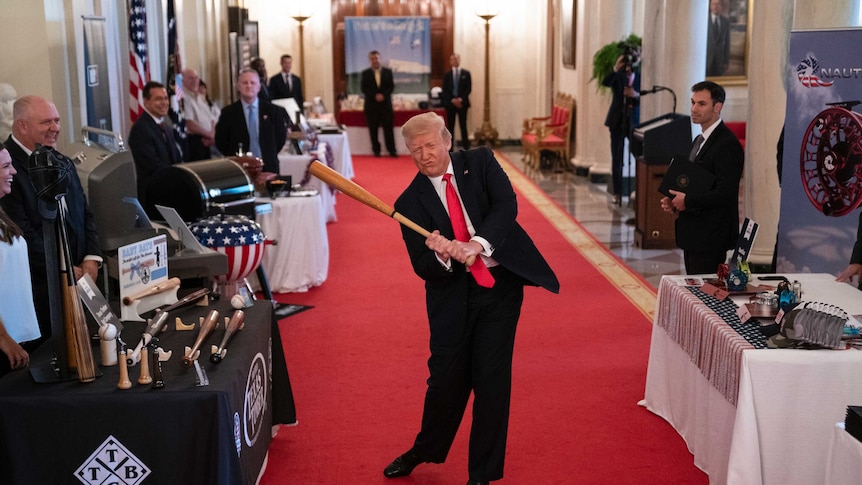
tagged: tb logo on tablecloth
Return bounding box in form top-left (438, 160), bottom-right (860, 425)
top-left (74, 435), bottom-right (150, 484)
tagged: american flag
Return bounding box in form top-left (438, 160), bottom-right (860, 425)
top-left (128, 0), bottom-right (149, 123)
top-left (166, 0), bottom-right (186, 158)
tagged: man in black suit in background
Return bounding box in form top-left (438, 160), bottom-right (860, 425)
top-left (706, 0), bottom-right (731, 77)
top-left (441, 53), bottom-right (471, 151)
top-left (360, 50), bottom-right (397, 157)
top-left (661, 81), bottom-right (743, 274)
top-left (269, 54), bottom-right (304, 111)
top-left (215, 68), bottom-right (289, 174)
top-left (250, 57), bottom-right (271, 102)
top-left (0, 95), bottom-right (102, 340)
top-left (383, 112), bottom-right (559, 485)
top-left (128, 81), bottom-right (183, 212)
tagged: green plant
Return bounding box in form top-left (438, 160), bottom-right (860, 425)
top-left (591, 34), bottom-right (642, 92)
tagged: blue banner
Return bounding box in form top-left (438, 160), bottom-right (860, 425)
top-left (778, 28), bottom-right (862, 275)
top-left (344, 17), bottom-right (431, 95)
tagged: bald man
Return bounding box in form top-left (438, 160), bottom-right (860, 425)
top-left (0, 95), bottom-right (102, 340)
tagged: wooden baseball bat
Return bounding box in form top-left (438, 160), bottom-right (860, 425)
top-left (123, 277), bottom-right (181, 306)
top-left (210, 310), bottom-right (245, 364)
top-left (182, 310), bottom-right (219, 367)
top-left (308, 160), bottom-right (475, 266)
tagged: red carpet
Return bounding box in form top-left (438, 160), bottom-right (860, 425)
top-left (261, 154), bottom-right (706, 484)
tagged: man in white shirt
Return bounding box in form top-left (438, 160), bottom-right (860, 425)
top-left (181, 69), bottom-right (216, 161)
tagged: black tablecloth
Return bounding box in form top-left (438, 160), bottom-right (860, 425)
top-left (0, 299), bottom-right (295, 485)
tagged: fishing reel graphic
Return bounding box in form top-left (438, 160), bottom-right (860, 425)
top-left (800, 101), bottom-right (862, 216)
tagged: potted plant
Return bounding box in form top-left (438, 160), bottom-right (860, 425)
top-left (591, 34), bottom-right (642, 91)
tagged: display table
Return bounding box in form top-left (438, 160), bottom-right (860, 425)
top-left (642, 274), bottom-right (862, 485)
top-left (825, 423), bottom-right (862, 484)
top-left (335, 108), bottom-right (445, 155)
top-left (0, 300), bottom-right (292, 485)
top-left (278, 153), bottom-right (337, 223)
top-left (318, 132), bottom-right (354, 180)
top-left (255, 195), bottom-right (328, 293)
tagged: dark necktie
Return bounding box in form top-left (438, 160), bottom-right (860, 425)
top-left (689, 134), bottom-right (704, 161)
top-left (159, 123), bottom-right (176, 164)
top-left (453, 69), bottom-right (459, 97)
top-left (442, 173), bottom-right (495, 288)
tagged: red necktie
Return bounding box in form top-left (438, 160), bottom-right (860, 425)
top-left (443, 174), bottom-right (495, 288)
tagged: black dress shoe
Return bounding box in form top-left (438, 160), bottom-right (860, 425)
top-left (466, 480), bottom-right (489, 485)
top-left (383, 449), bottom-right (426, 478)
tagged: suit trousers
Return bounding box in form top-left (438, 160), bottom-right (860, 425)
top-left (684, 249), bottom-right (728, 275)
top-left (365, 109), bottom-right (396, 156)
top-left (446, 106), bottom-right (470, 150)
top-left (412, 266), bottom-right (524, 482)
top-left (609, 127), bottom-right (628, 196)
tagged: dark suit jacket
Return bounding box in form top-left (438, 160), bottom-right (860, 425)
top-left (127, 113), bottom-right (182, 206)
top-left (602, 69), bottom-right (640, 131)
top-left (269, 72), bottom-right (304, 110)
top-left (360, 67), bottom-right (394, 116)
top-left (0, 136), bottom-right (102, 334)
top-left (706, 15), bottom-right (731, 76)
top-left (441, 68), bottom-right (471, 110)
top-left (394, 147), bottom-right (559, 307)
top-left (674, 121), bottom-right (744, 252)
top-left (215, 99), bottom-right (289, 173)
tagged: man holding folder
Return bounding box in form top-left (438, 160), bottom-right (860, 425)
top-left (660, 81), bottom-right (744, 274)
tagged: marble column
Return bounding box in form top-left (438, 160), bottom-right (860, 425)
top-left (572, 0), bottom-right (633, 181)
top-left (639, 0), bottom-right (706, 123)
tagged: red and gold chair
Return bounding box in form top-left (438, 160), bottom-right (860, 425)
top-left (520, 93), bottom-right (575, 172)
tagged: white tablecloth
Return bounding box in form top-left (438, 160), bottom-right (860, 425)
top-left (254, 195), bottom-right (328, 293)
top-left (642, 273), bottom-right (862, 485)
top-left (318, 132), bottom-right (354, 180)
top-left (277, 153), bottom-right (337, 223)
top-left (825, 423), bottom-right (862, 484)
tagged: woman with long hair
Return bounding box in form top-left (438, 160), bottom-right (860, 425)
top-left (0, 141), bottom-right (41, 376)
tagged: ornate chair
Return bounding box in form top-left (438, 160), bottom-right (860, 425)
top-left (520, 93), bottom-right (575, 172)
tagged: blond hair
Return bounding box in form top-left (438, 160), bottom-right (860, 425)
top-left (401, 112), bottom-right (451, 146)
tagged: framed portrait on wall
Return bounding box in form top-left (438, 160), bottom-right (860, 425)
top-left (562, 1), bottom-right (576, 69)
top-left (244, 20), bottom-right (259, 59)
top-left (705, 0), bottom-right (751, 85)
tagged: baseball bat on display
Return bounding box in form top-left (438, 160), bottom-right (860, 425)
top-left (308, 160), bottom-right (475, 266)
top-left (123, 277), bottom-right (181, 306)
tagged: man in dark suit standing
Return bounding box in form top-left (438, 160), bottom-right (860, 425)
top-left (269, 54), bottom-right (304, 112)
top-left (360, 50), bottom-right (397, 157)
top-left (602, 50), bottom-right (640, 205)
top-left (661, 81), bottom-right (744, 274)
top-left (441, 53), bottom-right (471, 151)
top-left (706, 0), bottom-right (731, 77)
top-left (128, 81), bottom-right (183, 213)
top-left (383, 112), bottom-right (559, 485)
top-left (216, 68), bottom-right (289, 174)
top-left (0, 95), bottom-right (102, 340)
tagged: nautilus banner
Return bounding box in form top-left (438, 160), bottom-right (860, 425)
top-left (777, 28), bottom-right (862, 275)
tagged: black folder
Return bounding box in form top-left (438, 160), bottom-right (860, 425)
top-left (658, 157), bottom-right (716, 197)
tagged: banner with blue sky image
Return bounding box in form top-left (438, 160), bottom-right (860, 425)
top-left (344, 17), bottom-right (430, 95)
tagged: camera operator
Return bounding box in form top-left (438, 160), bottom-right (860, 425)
top-left (602, 46), bottom-right (641, 206)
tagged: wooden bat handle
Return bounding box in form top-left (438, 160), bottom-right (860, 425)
top-left (309, 160), bottom-right (476, 266)
top-left (137, 347), bottom-right (152, 385)
top-left (210, 310), bottom-right (245, 364)
top-left (123, 277), bottom-right (181, 306)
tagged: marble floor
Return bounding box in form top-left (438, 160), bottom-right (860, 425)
top-left (499, 147), bottom-right (684, 289)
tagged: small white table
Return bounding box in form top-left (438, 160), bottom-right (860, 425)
top-left (825, 422), bottom-right (862, 484)
top-left (318, 132), bottom-right (354, 180)
top-left (254, 195), bottom-right (328, 293)
top-left (277, 153), bottom-right (337, 223)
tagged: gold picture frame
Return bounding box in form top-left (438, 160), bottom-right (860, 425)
top-left (705, 0), bottom-right (751, 85)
